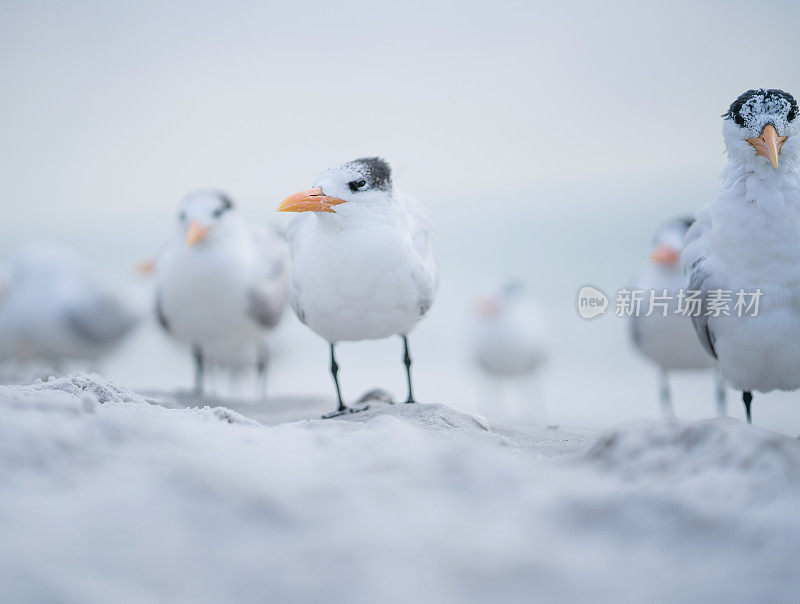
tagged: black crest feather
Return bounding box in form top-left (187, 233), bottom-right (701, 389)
top-left (675, 215), bottom-right (695, 231)
top-left (216, 192), bottom-right (234, 211)
top-left (724, 88), bottom-right (798, 125)
top-left (352, 157), bottom-right (392, 191)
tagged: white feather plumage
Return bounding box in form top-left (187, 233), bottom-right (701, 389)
top-left (285, 169), bottom-right (437, 344)
top-left (155, 191), bottom-right (289, 368)
top-left (472, 283), bottom-right (547, 377)
top-left (683, 94), bottom-right (800, 394)
top-left (0, 242), bottom-right (139, 367)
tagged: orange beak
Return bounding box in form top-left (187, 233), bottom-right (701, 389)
top-left (747, 123), bottom-right (786, 169)
top-left (475, 296), bottom-right (500, 317)
top-left (277, 187), bottom-right (347, 213)
top-left (185, 220), bottom-right (211, 246)
top-left (650, 243), bottom-right (681, 266)
top-left (135, 258), bottom-right (156, 276)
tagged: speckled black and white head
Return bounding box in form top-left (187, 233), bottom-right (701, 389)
top-left (723, 89), bottom-right (799, 169)
top-left (278, 157), bottom-right (394, 215)
top-left (328, 157), bottom-right (392, 193)
top-left (177, 190), bottom-right (236, 246)
top-left (649, 215), bottom-right (695, 267)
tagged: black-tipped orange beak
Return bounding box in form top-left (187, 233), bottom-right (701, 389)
top-left (747, 124), bottom-right (786, 169)
top-left (277, 187), bottom-right (347, 213)
top-left (650, 243), bottom-right (680, 266)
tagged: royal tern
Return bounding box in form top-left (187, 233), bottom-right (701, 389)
top-left (0, 242), bottom-right (139, 370)
top-left (472, 280), bottom-right (548, 418)
top-left (683, 88), bottom-right (800, 423)
top-left (473, 280), bottom-right (547, 377)
top-left (154, 190), bottom-right (289, 397)
top-left (278, 157), bottom-right (437, 417)
top-left (630, 217), bottom-right (723, 419)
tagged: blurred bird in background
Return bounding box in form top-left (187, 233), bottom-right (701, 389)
top-left (0, 241), bottom-right (139, 374)
top-left (630, 217), bottom-right (723, 419)
top-left (278, 157), bottom-right (437, 418)
top-left (153, 190), bottom-right (289, 399)
top-left (472, 280), bottom-right (548, 419)
top-left (684, 88), bottom-right (800, 424)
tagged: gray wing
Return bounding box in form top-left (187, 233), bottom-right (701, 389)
top-left (681, 204), bottom-right (711, 274)
top-left (681, 205), bottom-right (717, 359)
top-left (629, 314), bottom-right (642, 350)
top-left (247, 225), bottom-right (289, 329)
top-left (283, 214), bottom-right (314, 325)
top-left (248, 284), bottom-right (284, 328)
top-left (155, 290), bottom-right (171, 333)
top-left (687, 257), bottom-right (717, 359)
top-left (401, 191), bottom-right (437, 317)
top-left (64, 293), bottom-right (138, 346)
top-left (287, 270), bottom-right (307, 325)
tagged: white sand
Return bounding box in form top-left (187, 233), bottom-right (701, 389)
top-left (1, 374), bottom-right (798, 603)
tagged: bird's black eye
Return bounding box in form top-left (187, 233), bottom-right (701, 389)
top-left (179, 211), bottom-right (186, 222)
top-left (348, 179), bottom-right (367, 192)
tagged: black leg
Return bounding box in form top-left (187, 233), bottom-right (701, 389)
top-left (402, 335), bottom-right (416, 404)
top-left (742, 391), bottom-right (753, 424)
top-left (330, 343), bottom-right (346, 413)
top-left (193, 345), bottom-right (204, 397)
top-left (658, 368), bottom-right (674, 419)
top-left (322, 344), bottom-right (373, 419)
top-left (256, 344), bottom-right (268, 400)
top-left (715, 373), bottom-right (727, 418)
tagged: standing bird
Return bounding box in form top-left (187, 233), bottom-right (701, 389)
top-left (472, 281), bottom-right (548, 418)
top-left (630, 217), bottom-right (723, 419)
top-left (278, 157), bottom-right (437, 417)
top-left (0, 242), bottom-right (139, 370)
top-left (154, 190), bottom-right (289, 398)
top-left (683, 88), bottom-right (800, 424)
top-left (473, 280), bottom-right (547, 378)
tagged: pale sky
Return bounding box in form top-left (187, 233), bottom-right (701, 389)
top-left (1, 0), bottom-right (799, 260)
